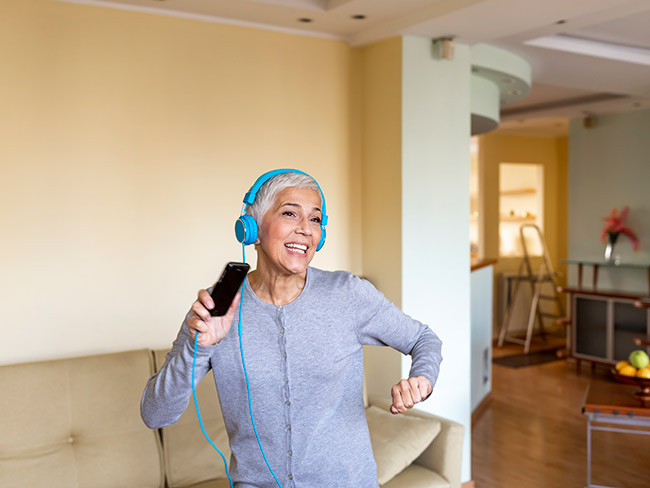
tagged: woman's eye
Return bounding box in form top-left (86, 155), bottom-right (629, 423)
top-left (311, 216), bottom-right (322, 224)
top-left (283, 211), bottom-right (296, 217)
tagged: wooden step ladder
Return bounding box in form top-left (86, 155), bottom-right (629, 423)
top-left (497, 224), bottom-right (565, 354)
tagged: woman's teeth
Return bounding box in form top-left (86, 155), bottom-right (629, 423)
top-left (285, 243), bottom-right (307, 254)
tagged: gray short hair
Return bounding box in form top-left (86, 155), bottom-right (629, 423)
top-left (248, 172), bottom-right (322, 227)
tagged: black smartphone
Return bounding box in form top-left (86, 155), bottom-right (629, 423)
top-left (209, 262), bottom-right (250, 316)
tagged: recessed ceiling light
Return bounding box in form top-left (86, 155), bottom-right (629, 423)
top-left (298, 18), bottom-right (313, 23)
top-left (351, 15), bottom-right (366, 20)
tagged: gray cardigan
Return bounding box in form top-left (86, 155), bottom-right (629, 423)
top-left (141, 267), bottom-right (442, 488)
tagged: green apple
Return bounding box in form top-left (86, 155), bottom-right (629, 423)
top-left (629, 350), bottom-right (650, 369)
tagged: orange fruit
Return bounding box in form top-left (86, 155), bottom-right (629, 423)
top-left (616, 360), bottom-right (631, 371)
top-left (619, 365), bottom-right (637, 377)
top-left (636, 367), bottom-right (650, 379)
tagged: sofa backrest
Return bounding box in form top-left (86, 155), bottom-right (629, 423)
top-left (0, 349), bottom-right (164, 488)
top-left (154, 349), bottom-right (230, 488)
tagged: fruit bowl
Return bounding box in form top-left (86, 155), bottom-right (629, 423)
top-left (611, 368), bottom-right (650, 401)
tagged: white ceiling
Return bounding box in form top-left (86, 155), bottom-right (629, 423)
top-left (66, 0), bottom-right (650, 136)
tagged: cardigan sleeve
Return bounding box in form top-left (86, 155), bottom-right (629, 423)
top-left (351, 275), bottom-right (442, 389)
top-left (140, 310), bottom-right (217, 429)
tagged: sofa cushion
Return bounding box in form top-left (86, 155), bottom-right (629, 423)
top-left (380, 463), bottom-right (451, 488)
top-left (366, 405), bottom-right (442, 485)
top-left (154, 349), bottom-right (231, 488)
top-left (0, 349), bottom-right (163, 488)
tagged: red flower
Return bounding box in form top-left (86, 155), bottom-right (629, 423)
top-left (601, 206), bottom-right (640, 251)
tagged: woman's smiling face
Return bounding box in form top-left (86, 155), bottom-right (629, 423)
top-left (256, 186), bottom-right (323, 277)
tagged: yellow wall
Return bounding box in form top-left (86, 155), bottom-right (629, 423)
top-left (0, 0), bottom-right (359, 364)
top-left (478, 134), bottom-right (569, 333)
top-left (357, 37), bottom-right (404, 398)
top-left (359, 37), bottom-right (403, 302)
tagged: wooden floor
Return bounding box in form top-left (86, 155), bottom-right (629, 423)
top-left (472, 340), bottom-right (650, 488)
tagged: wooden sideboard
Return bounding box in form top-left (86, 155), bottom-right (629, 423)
top-left (560, 259), bottom-right (650, 368)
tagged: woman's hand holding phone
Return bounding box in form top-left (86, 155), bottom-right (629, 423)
top-left (187, 289), bottom-right (241, 346)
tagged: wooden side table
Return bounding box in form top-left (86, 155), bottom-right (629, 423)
top-left (582, 380), bottom-right (650, 488)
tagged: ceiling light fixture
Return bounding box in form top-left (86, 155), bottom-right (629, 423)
top-left (525, 34), bottom-right (650, 67)
top-left (583, 114), bottom-right (598, 128)
top-left (433, 37), bottom-right (455, 60)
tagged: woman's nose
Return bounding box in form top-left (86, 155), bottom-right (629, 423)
top-left (296, 217), bottom-right (312, 235)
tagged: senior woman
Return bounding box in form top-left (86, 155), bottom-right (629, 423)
top-left (141, 170), bottom-right (442, 488)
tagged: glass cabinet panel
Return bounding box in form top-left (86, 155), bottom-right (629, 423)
top-left (613, 301), bottom-right (648, 361)
top-left (574, 297), bottom-right (607, 358)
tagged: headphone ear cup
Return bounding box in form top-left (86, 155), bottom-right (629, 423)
top-left (316, 225), bottom-right (326, 251)
top-left (235, 215), bottom-right (258, 246)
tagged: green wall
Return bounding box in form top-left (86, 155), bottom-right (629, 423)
top-left (569, 109), bottom-right (650, 293)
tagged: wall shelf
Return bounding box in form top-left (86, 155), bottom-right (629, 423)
top-left (500, 214), bottom-right (536, 222)
top-left (500, 188), bottom-right (537, 196)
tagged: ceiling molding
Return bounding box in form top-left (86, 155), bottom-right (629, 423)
top-left (525, 34), bottom-right (650, 66)
top-left (249, 0), bottom-right (326, 12)
top-left (55, 0), bottom-right (346, 41)
top-left (501, 93), bottom-right (627, 117)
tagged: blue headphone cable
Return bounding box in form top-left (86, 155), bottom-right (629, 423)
top-left (192, 244), bottom-right (283, 488)
top-left (192, 332), bottom-right (234, 488)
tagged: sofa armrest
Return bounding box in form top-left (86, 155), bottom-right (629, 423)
top-left (368, 397), bottom-right (464, 488)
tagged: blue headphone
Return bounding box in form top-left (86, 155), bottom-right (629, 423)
top-left (234, 169), bottom-right (328, 251)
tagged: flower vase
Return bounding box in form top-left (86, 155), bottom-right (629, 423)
top-left (604, 232), bottom-right (619, 262)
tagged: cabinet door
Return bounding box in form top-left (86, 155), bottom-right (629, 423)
top-left (574, 296), bottom-right (608, 360)
top-left (613, 301), bottom-right (648, 361)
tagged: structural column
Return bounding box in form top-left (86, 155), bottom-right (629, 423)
top-left (359, 35), bottom-right (472, 483)
top-left (401, 36), bottom-right (472, 483)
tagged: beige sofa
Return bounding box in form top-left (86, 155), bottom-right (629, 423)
top-left (0, 349), bottom-right (463, 488)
